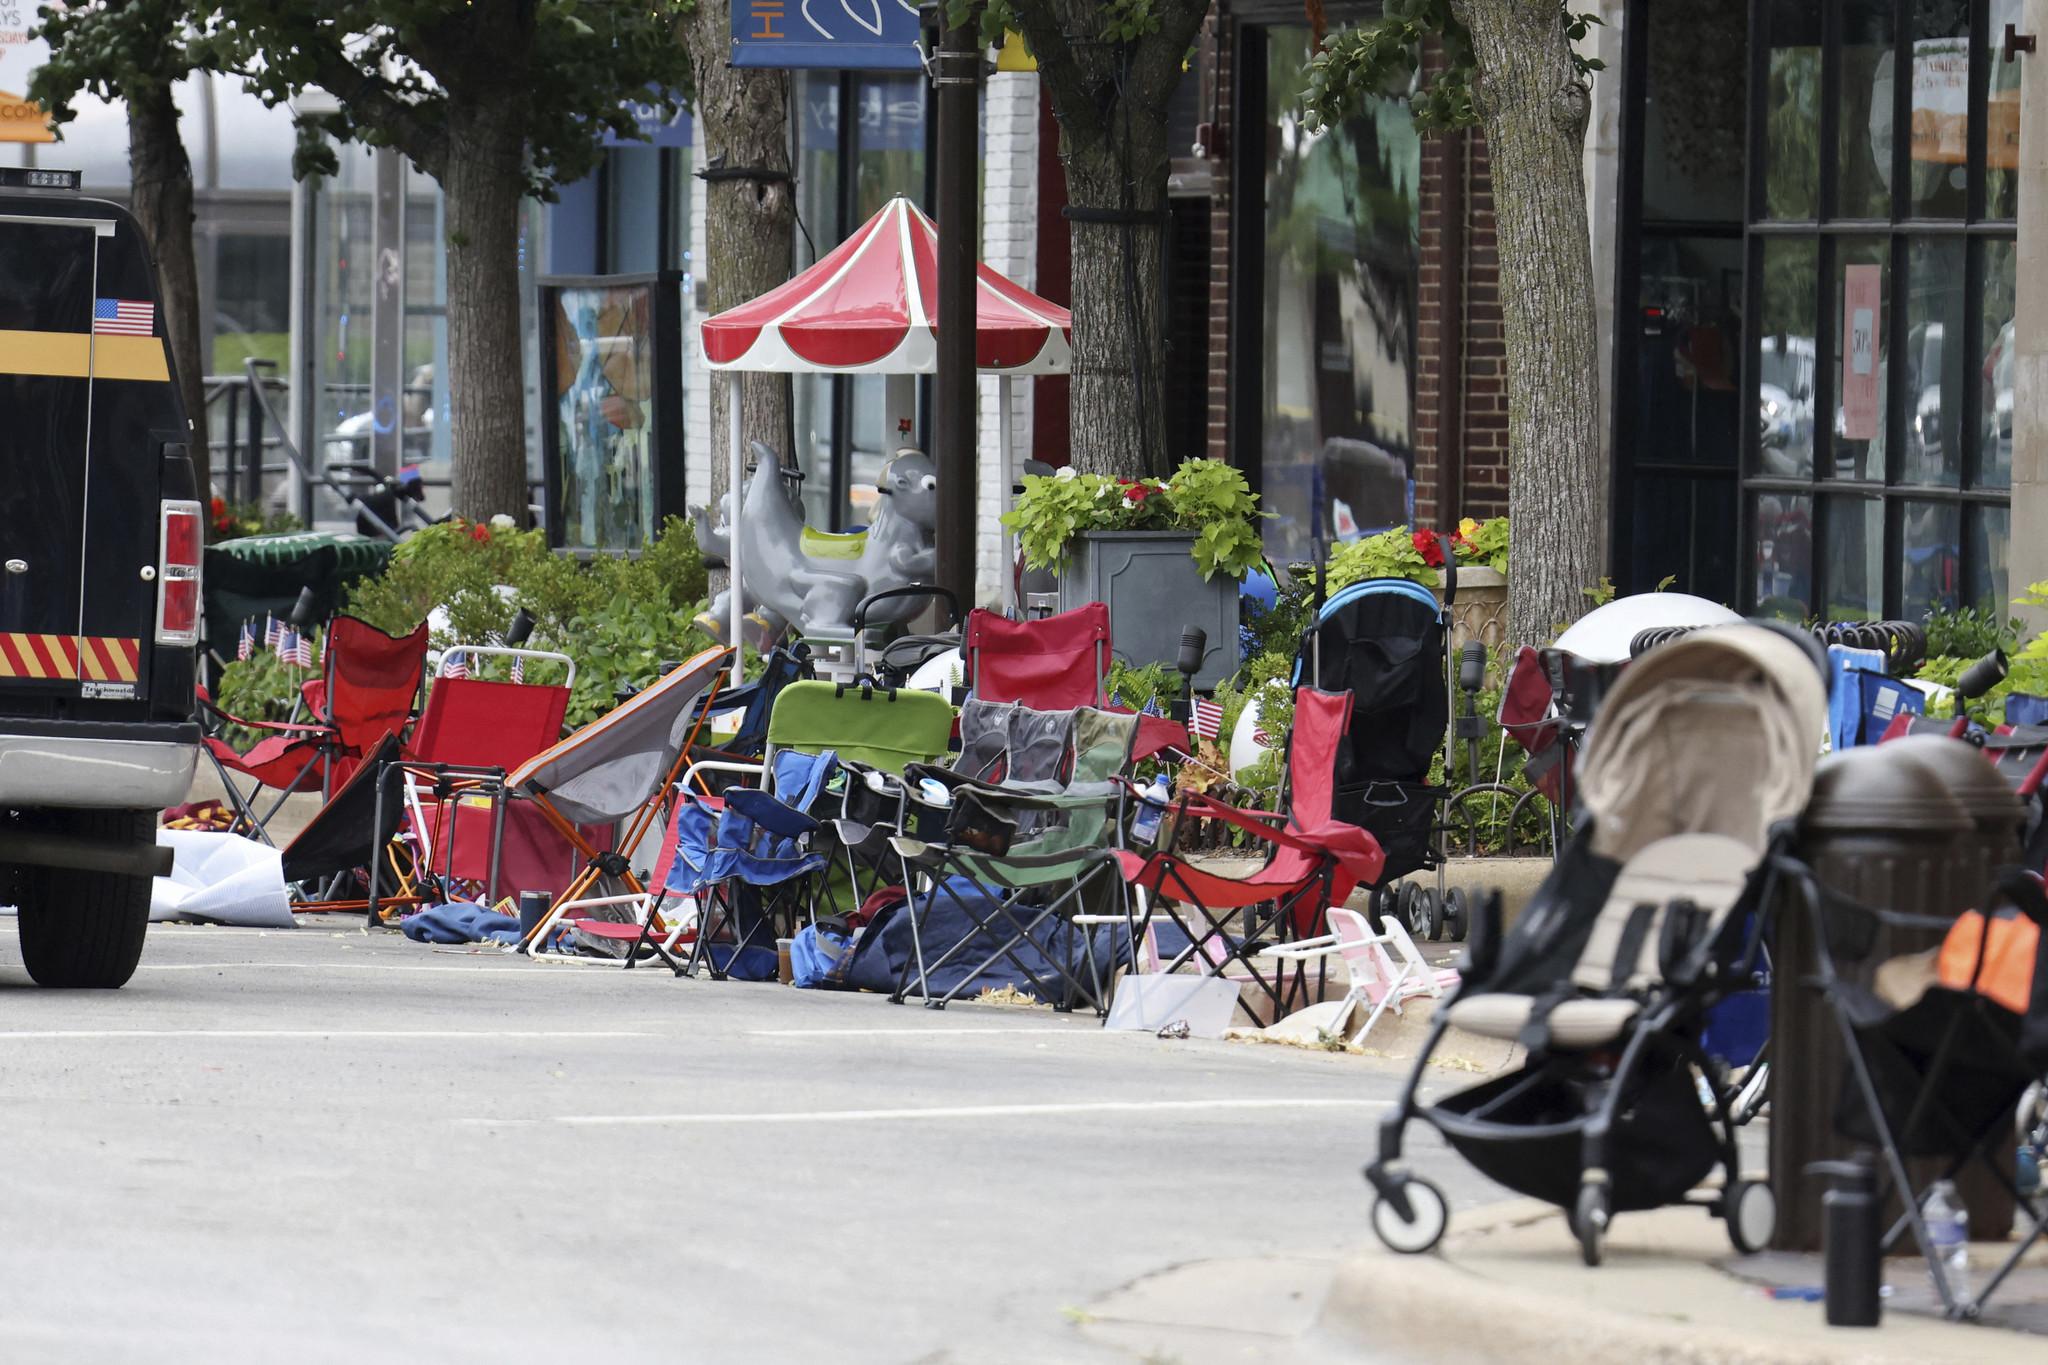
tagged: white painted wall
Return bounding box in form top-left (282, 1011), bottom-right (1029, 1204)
top-left (976, 70), bottom-right (1041, 608)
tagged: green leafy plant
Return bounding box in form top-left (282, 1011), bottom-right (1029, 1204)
top-left (1003, 458), bottom-right (1269, 582)
top-left (1582, 576), bottom-right (1617, 607)
top-left (1448, 516), bottom-right (1510, 575)
top-left (207, 495), bottom-right (303, 544)
top-left (1326, 526), bottom-right (1440, 591)
top-left (1923, 602), bottom-right (2024, 661)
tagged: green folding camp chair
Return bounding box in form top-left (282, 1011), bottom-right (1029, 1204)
top-left (887, 707), bottom-right (1140, 1014)
top-left (679, 679), bottom-right (955, 976)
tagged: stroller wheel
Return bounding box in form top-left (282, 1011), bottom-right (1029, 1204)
top-left (1371, 1175), bottom-right (1448, 1255)
top-left (1367, 882), bottom-right (1394, 932)
top-left (1442, 887), bottom-right (1470, 943)
top-left (1725, 1180), bottom-right (1776, 1255)
top-left (1573, 1184), bottom-right (1609, 1267)
top-left (1408, 886), bottom-right (1443, 942)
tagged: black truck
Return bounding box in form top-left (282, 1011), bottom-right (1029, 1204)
top-left (0, 171), bottom-right (201, 987)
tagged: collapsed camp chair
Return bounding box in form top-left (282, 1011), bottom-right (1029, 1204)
top-left (674, 680), bottom-right (956, 979)
top-left (1795, 866), bottom-right (2048, 1319)
top-left (280, 645), bottom-right (575, 918)
top-left (203, 616), bottom-right (431, 841)
top-left (885, 707), bottom-right (1139, 1014)
top-left (505, 647), bottom-right (732, 951)
top-left (1110, 687), bottom-right (1386, 1024)
top-left (963, 602), bottom-right (1108, 709)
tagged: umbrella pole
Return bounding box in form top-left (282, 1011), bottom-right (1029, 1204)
top-left (727, 376), bottom-right (745, 688)
top-left (999, 373), bottom-right (1016, 616)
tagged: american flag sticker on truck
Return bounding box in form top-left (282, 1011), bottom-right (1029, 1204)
top-left (0, 634), bottom-right (140, 682)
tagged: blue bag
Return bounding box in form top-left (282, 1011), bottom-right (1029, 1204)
top-left (789, 917), bottom-right (854, 988)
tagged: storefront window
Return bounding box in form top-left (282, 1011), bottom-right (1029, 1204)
top-left (1257, 26), bottom-right (1419, 563)
top-left (1986, 0), bottom-right (2025, 217)
top-left (1763, 0), bottom-right (1822, 220)
top-left (607, 145), bottom-right (664, 274)
top-left (1838, 0), bottom-right (1895, 219)
top-left (1743, 0), bottom-right (2015, 620)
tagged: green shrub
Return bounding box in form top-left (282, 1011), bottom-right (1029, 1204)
top-left (211, 516), bottom-right (717, 744)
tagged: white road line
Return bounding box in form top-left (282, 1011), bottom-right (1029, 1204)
top-left (748, 1026), bottom-right (1094, 1038)
top-left (0, 1029), bottom-right (654, 1040)
top-left (135, 962), bottom-right (567, 975)
top-left (461, 1098), bottom-right (1390, 1128)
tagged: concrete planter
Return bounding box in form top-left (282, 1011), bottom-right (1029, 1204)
top-left (1058, 530), bottom-right (1240, 689)
top-left (1439, 565), bottom-right (1507, 666)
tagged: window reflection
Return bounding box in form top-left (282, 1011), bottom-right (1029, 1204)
top-left (1830, 238), bottom-right (1889, 482)
top-left (1966, 505), bottom-right (2010, 614)
top-left (1756, 239), bottom-right (1817, 477)
top-left (1823, 494), bottom-right (1884, 620)
top-left (1763, 0), bottom-right (1821, 220)
top-left (1900, 498), bottom-right (1962, 617)
top-left (1837, 0), bottom-right (1895, 220)
top-left (1902, 237), bottom-right (1963, 486)
top-left (1906, 1), bottom-right (1971, 219)
top-left (1752, 493), bottom-right (1813, 617)
top-left (1987, 0), bottom-right (2026, 217)
top-left (1978, 239), bottom-right (2016, 489)
top-left (1259, 26), bottom-right (1418, 562)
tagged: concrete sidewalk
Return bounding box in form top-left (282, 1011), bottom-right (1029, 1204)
top-left (1319, 1198), bottom-right (2047, 1363)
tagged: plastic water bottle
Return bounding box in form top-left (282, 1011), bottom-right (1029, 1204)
top-left (1921, 1179), bottom-right (1971, 1310)
top-left (918, 777), bottom-right (952, 807)
top-left (1129, 774), bottom-right (1171, 846)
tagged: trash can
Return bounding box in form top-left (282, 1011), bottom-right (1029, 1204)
top-left (1883, 736), bottom-right (2027, 903)
top-left (1770, 743), bottom-right (1970, 1250)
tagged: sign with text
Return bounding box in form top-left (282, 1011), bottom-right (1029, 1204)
top-left (1842, 264), bottom-right (1881, 443)
top-left (603, 93), bottom-right (692, 149)
top-left (0, 14), bottom-right (53, 143)
top-left (732, 0), bottom-right (924, 70)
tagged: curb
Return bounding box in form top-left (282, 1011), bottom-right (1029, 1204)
top-left (1315, 1200), bottom-right (2005, 1365)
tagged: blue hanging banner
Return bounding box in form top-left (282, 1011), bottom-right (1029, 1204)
top-left (731, 0), bottom-right (926, 70)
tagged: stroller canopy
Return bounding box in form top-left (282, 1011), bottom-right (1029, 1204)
top-left (1577, 625), bottom-right (1826, 863)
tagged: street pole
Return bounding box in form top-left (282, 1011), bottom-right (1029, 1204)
top-left (929, 6), bottom-right (980, 611)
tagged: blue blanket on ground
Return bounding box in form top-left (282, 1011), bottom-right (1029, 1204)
top-left (400, 900), bottom-right (521, 945)
top-left (839, 876), bottom-right (1127, 1009)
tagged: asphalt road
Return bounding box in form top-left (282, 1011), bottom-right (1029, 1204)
top-left (0, 917), bottom-right (1506, 1364)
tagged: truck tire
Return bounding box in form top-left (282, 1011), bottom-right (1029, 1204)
top-left (16, 809), bottom-right (156, 989)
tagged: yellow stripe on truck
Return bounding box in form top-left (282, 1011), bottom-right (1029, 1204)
top-left (0, 329), bottom-right (169, 382)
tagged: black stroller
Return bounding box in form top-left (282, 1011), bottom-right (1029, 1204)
top-left (1367, 624), bottom-right (1828, 1264)
top-left (1295, 572), bottom-right (1464, 938)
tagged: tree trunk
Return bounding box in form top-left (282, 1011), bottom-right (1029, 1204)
top-left (127, 79), bottom-right (207, 499)
top-left (1009, 0), bottom-right (1209, 481)
top-left (440, 113), bottom-right (531, 523)
top-left (1451, 0), bottom-right (1606, 647)
top-left (684, 0), bottom-right (795, 564)
top-left (1059, 122), bottom-right (1172, 480)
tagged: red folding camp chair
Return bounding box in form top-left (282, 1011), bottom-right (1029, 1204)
top-left (203, 616), bottom-right (431, 841)
top-left (1111, 687), bottom-right (1386, 1022)
top-left (963, 602), bottom-right (1108, 709)
top-left (370, 646), bottom-right (578, 919)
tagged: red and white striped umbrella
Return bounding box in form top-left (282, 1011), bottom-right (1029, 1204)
top-left (700, 196), bottom-right (1071, 375)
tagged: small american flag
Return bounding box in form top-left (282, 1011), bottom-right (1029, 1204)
top-left (294, 633), bottom-right (315, 668)
top-left (93, 298), bottom-right (155, 336)
top-left (1190, 696), bottom-right (1223, 741)
top-left (443, 650), bottom-right (468, 680)
top-left (274, 627), bottom-right (297, 663)
top-left (1141, 696), bottom-right (1162, 717)
top-left (237, 621), bottom-right (254, 662)
top-left (509, 653), bottom-right (525, 684)
top-left (318, 630), bottom-right (327, 667)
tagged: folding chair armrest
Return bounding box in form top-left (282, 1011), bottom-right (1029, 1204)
top-left (552, 892), bottom-right (650, 918)
top-left (723, 787), bottom-right (821, 838)
top-left (681, 757), bottom-right (765, 794)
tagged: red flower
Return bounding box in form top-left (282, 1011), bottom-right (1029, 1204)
top-left (1124, 481), bottom-right (1157, 504)
top-left (1412, 528), bottom-right (1445, 568)
top-left (469, 523), bottom-right (492, 543)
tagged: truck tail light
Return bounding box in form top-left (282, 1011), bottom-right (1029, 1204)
top-left (156, 499), bottom-right (202, 646)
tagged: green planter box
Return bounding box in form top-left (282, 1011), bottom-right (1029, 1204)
top-left (1057, 530), bottom-right (1240, 689)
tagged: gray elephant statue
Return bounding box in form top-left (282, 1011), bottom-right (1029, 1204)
top-left (693, 443), bottom-right (940, 646)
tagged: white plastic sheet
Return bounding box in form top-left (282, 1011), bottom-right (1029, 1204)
top-left (151, 830), bottom-right (294, 928)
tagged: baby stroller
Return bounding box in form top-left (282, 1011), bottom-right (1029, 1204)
top-left (1367, 623), bottom-right (1827, 1264)
top-left (1295, 573), bottom-right (1460, 938)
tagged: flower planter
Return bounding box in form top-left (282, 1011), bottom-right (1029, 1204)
top-left (1438, 565), bottom-right (1507, 666)
top-left (1058, 530), bottom-right (1240, 690)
